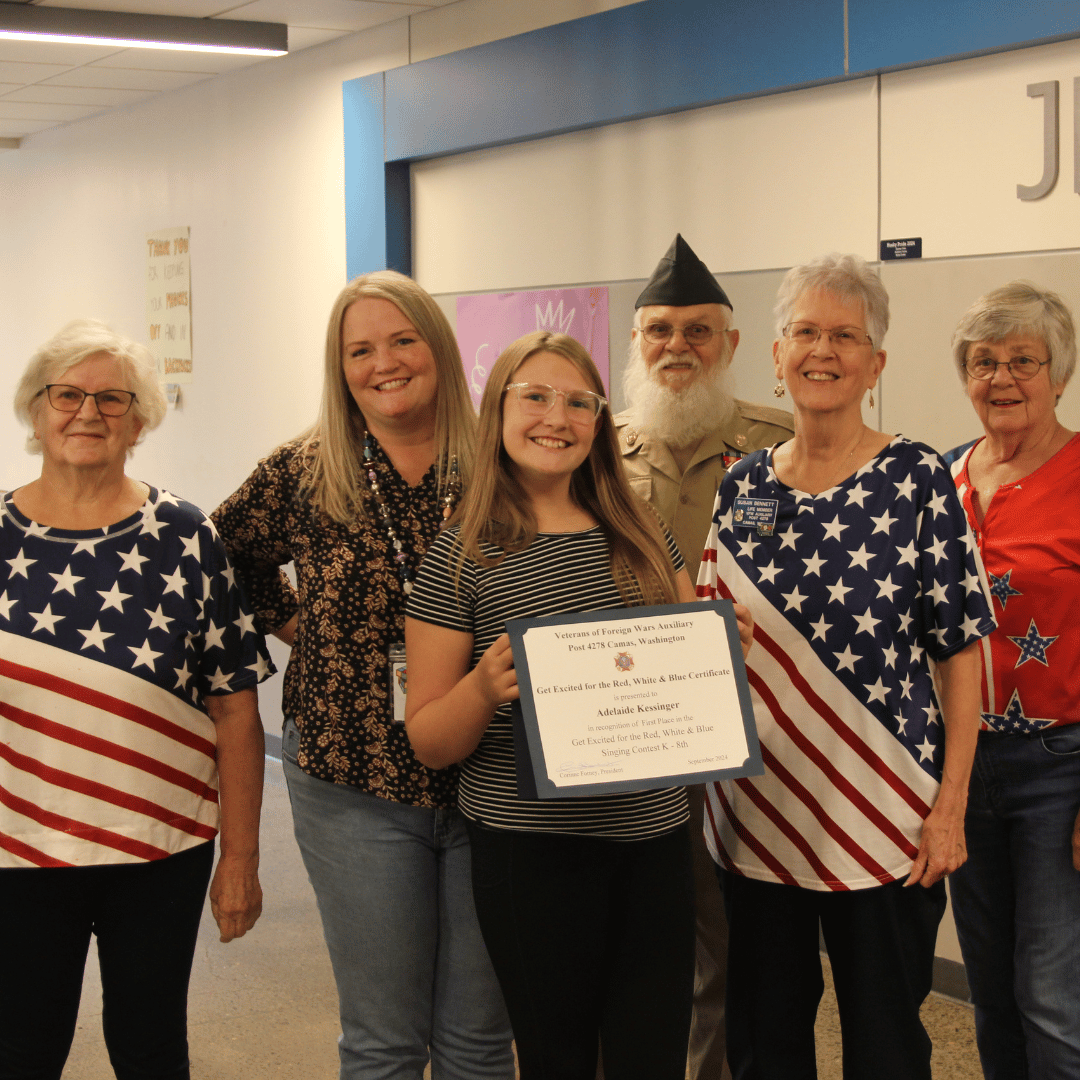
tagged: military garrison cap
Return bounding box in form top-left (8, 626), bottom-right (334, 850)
top-left (634, 234), bottom-right (732, 310)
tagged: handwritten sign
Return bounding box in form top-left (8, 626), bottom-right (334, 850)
top-left (146, 226), bottom-right (192, 383)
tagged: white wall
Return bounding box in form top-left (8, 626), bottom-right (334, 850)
top-left (0, 22), bottom-right (405, 503)
top-left (413, 78), bottom-right (880, 292)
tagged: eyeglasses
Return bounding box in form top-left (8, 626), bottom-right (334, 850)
top-left (44, 384), bottom-right (137, 416)
top-left (782, 323), bottom-right (874, 351)
top-left (504, 382), bottom-right (608, 422)
top-left (639, 322), bottom-right (729, 346)
top-left (963, 356), bottom-right (1050, 381)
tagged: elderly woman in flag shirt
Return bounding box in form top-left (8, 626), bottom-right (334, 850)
top-left (696, 253), bottom-right (994, 1080)
top-left (0, 320), bottom-right (271, 1080)
top-left (947, 282), bottom-right (1080, 1080)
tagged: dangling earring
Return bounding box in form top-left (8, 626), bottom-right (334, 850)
top-left (868, 388), bottom-right (875, 408)
top-left (773, 382), bottom-right (786, 398)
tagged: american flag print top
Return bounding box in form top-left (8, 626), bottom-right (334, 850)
top-left (0, 488), bottom-right (273, 869)
top-left (696, 437), bottom-right (995, 891)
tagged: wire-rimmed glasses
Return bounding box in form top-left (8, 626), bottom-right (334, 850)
top-left (639, 322), bottom-right (730, 346)
top-left (963, 356), bottom-right (1050, 381)
top-left (782, 323), bottom-right (874, 352)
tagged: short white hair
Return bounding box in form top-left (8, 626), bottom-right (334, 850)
top-left (951, 280), bottom-right (1075, 389)
top-left (14, 319), bottom-right (167, 455)
top-left (773, 253), bottom-right (890, 346)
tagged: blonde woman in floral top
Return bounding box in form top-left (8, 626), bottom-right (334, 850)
top-left (213, 271), bottom-right (512, 1080)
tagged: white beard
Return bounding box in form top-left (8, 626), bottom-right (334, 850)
top-left (622, 338), bottom-right (736, 448)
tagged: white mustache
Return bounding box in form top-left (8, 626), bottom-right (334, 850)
top-left (655, 352), bottom-right (703, 373)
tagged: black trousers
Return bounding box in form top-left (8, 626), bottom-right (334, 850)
top-left (0, 841), bottom-right (214, 1080)
top-left (718, 868), bottom-right (947, 1080)
top-left (466, 821), bottom-right (695, 1080)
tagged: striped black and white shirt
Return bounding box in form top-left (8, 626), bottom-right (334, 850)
top-left (407, 525), bottom-right (688, 840)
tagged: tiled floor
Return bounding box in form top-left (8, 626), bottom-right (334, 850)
top-left (63, 759), bottom-right (983, 1079)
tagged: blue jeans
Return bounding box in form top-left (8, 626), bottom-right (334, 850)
top-left (282, 720), bottom-right (513, 1080)
top-left (951, 725), bottom-right (1080, 1080)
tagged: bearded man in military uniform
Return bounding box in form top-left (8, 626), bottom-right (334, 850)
top-left (616, 235), bottom-right (793, 1080)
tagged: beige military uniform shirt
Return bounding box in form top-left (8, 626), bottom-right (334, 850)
top-left (615, 399), bottom-right (795, 572)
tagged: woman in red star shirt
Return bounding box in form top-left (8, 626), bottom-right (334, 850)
top-left (949, 281), bottom-right (1080, 1080)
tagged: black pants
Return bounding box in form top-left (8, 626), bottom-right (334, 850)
top-left (718, 868), bottom-right (947, 1080)
top-left (466, 821), bottom-right (695, 1080)
top-left (0, 841), bottom-right (214, 1080)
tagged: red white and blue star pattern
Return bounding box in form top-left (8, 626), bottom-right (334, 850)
top-left (697, 437), bottom-right (995, 891)
top-left (951, 434), bottom-right (1080, 732)
top-left (0, 488), bottom-right (273, 868)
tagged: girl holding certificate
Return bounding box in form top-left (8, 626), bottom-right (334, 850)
top-left (405, 330), bottom-right (753, 1080)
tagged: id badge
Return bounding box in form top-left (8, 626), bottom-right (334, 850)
top-left (389, 643), bottom-right (407, 724)
top-left (732, 496), bottom-right (779, 536)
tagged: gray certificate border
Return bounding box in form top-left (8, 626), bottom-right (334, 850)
top-left (506, 600), bottom-right (763, 800)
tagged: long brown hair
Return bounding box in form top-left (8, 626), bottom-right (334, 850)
top-left (301, 271), bottom-right (475, 523)
top-left (452, 331), bottom-right (678, 606)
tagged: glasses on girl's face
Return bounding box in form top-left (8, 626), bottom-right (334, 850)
top-left (504, 382), bottom-right (608, 423)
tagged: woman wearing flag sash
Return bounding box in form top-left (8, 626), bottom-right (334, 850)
top-left (697, 254), bottom-right (995, 1080)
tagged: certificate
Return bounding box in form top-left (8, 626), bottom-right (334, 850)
top-left (506, 601), bottom-right (762, 799)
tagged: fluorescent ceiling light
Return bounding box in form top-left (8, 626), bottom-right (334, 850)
top-left (0, 2), bottom-right (288, 56)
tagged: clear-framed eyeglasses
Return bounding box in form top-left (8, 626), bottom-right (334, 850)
top-left (639, 322), bottom-right (730, 346)
top-left (963, 355), bottom-right (1050, 381)
top-left (43, 384), bottom-right (137, 416)
top-left (782, 323), bottom-right (874, 352)
top-left (504, 382), bottom-right (608, 423)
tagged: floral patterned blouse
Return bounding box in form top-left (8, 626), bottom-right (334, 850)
top-left (211, 437), bottom-right (458, 807)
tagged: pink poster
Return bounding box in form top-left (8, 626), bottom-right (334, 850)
top-left (456, 287), bottom-right (609, 411)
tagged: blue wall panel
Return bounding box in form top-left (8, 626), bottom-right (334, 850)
top-left (343, 73), bottom-right (388, 279)
top-left (849, 0), bottom-right (1080, 74)
top-left (384, 0), bottom-right (843, 163)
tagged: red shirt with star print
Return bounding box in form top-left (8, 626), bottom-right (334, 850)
top-left (952, 434), bottom-right (1080, 731)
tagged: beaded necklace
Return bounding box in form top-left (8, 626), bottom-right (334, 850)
top-left (363, 432), bottom-right (461, 594)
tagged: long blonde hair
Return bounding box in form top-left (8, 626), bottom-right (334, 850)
top-left (301, 271), bottom-right (475, 523)
top-left (452, 331), bottom-right (678, 606)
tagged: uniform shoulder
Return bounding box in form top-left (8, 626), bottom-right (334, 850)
top-left (733, 399), bottom-right (795, 433)
top-left (612, 409), bottom-right (647, 458)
